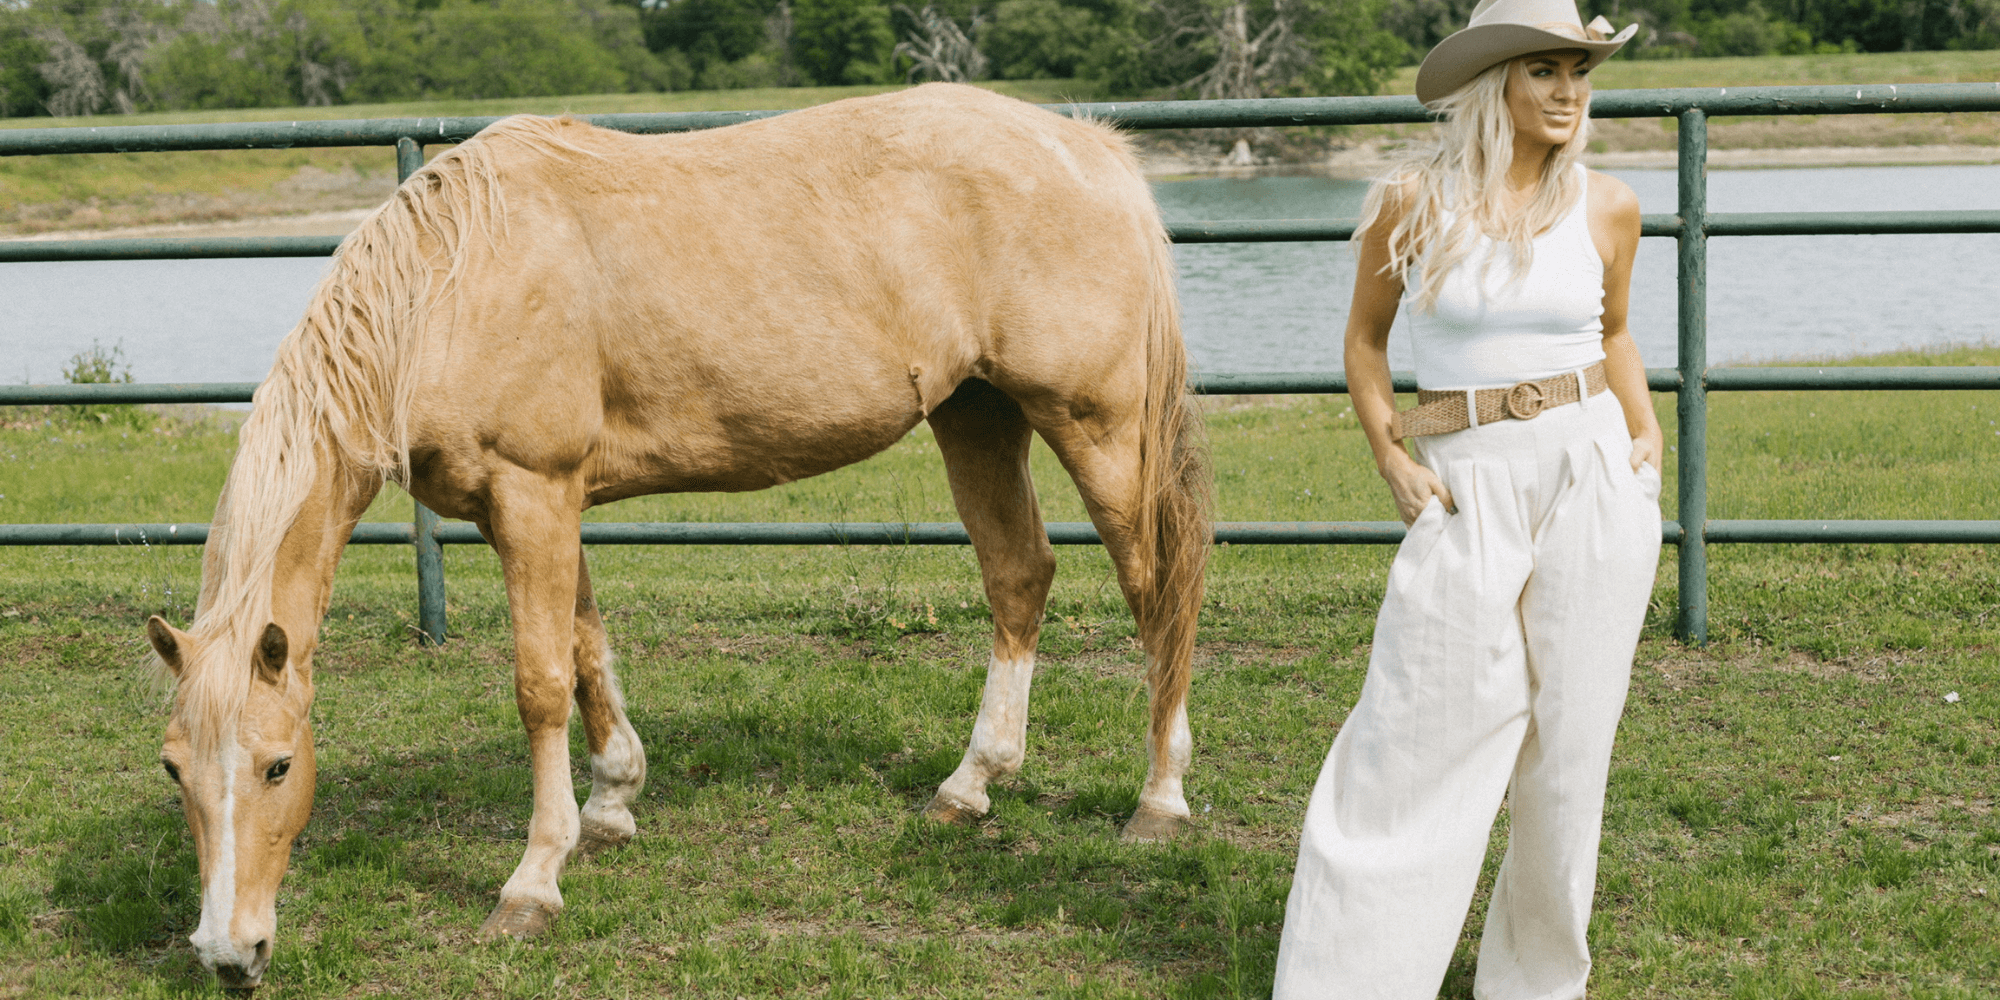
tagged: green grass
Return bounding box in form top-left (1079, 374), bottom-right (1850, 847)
top-left (2, 346), bottom-right (1998, 997)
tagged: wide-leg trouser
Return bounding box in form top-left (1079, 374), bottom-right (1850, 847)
top-left (1273, 386), bottom-right (1662, 1000)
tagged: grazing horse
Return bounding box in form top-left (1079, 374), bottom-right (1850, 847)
top-left (142, 83), bottom-right (1210, 989)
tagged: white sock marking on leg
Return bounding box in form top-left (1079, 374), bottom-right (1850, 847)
top-left (936, 654), bottom-right (1035, 814)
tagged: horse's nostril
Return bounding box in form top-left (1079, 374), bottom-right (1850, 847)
top-left (253, 939), bottom-right (271, 966)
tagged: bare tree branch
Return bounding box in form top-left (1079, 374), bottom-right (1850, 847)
top-left (34, 27), bottom-right (106, 117)
top-left (893, 4), bottom-right (987, 83)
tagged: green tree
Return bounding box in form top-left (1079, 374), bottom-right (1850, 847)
top-left (1084, 0), bottom-right (1402, 99)
top-left (981, 0), bottom-right (1106, 78)
top-left (420, 0), bottom-right (629, 99)
top-left (1689, 2), bottom-right (1814, 56)
top-left (647, 0), bottom-right (774, 63)
top-left (642, 0), bottom-right (790, 88)
top-left (793, 0), bottom-right (896, 84)
top-left (1379, 0), bottom-right (1472, 56)
top-left (0, 25), bottom-right (51, 118)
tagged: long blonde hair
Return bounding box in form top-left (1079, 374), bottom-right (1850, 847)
top-left (1358, 57), bottom-right (1593, 313)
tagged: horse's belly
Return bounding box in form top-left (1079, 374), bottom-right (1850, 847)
top-left (583, 409), bottom-right (921, 504)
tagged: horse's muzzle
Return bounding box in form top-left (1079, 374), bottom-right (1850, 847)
top-left (198, 935), bottom-right (270, 989)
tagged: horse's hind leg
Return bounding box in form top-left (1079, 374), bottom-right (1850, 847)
top-left (1035, 412), bottom-right (1202, 843)
top-left (572, 552), bottom-right (647, 852)
top-left (477, 470), bottom-right (587, 941)
top-left (923, 379), bottom-right (1057, 824)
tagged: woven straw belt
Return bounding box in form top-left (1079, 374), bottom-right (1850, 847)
top-left (1391, 362), bottom-right (1610, 440)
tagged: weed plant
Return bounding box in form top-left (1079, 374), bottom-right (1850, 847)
top-left (0, 347), bottom-right (1996, 997)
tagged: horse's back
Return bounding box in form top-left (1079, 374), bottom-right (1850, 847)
top-left (410, 86), bottom-right (1171, 509)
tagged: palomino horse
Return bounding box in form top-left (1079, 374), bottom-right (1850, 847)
top-left (143, 83), bottom-right (1209, 988)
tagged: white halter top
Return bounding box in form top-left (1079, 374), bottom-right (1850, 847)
top-left (1404, 166), bottom-right (1607, 390)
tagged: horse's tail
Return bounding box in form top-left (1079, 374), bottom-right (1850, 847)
top-left (1136, 230), bottom-right (1212, 746)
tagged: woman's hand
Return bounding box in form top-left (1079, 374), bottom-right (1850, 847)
top-left (1380, 452), bottom-right (1455, 526)
top-left (1629, 425), bottom-right (1664, 473)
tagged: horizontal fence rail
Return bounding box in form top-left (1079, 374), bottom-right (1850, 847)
top-left (4, 83), bottom-right (1998, 642)
top-left (0, 521), bottom-right (1413, 547)
top-left (15, 367), bottom-right (2000, 406)
top-left (15, 518), bottom-right (2000, 549)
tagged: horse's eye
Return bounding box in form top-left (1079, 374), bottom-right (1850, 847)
top-left (161, 759), bottom-right (181, 783)
top-left (265, 758), bottom-right (291, 783)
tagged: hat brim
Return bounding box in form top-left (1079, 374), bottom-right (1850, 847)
top-left (1415, 23), bottom-right (1637, 108)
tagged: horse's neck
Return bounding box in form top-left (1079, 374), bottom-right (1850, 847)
top-left (259, 457), bottom-right (383, 674)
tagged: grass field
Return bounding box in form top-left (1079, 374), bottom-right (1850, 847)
top-left (0, 344), bottom-right (1996, 997)
top-left (3, 50), bottom-right (1996, 234)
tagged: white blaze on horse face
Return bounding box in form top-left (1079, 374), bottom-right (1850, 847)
top-left (188, 734), bottom-right (247, 970)
top-left (173, 678), bottom-right (308, 988)
top-left (935, 654), bottom-right (1037, 816)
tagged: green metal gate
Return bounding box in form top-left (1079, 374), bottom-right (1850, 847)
top-left (5, 83), bottom-right (2000, 645)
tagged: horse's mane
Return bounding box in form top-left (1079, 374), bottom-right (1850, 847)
top-left (167, 116), bottom-right (597, 745)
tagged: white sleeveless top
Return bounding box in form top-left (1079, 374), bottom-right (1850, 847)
top-left (1404, 166), bottom-right (1606, 390)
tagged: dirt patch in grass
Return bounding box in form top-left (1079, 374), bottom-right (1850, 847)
top-left (1765, 650), bottom-right (1908, 682)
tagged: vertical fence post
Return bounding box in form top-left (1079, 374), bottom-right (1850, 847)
top-left (1675, 110), bottom-right (1709, 645)
top-left (398, 137), bottom-right (448, 647)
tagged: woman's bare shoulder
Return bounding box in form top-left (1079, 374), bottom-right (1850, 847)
top-left (1586, 169), bottom-right (1640, 226)
top-left (1371, 170), bottom-right (1425, 222)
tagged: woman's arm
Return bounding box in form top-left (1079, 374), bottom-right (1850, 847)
top-left (1348, 183), bottom-right (1454, 525)
top-left (1590, 171), bottom-right (1664, 471)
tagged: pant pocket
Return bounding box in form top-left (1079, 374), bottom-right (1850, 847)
top-left (1635, 461), bottom-right (1662, 503)
top-left (1403, 494), bottom-right (1449, 550)
top-left (1385, 495), bottom-right (1451, 595)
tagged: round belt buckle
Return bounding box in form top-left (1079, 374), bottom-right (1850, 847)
top-left (1505, 381), bottom-right (1546, 419)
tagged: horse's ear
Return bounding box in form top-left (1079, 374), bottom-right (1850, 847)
top-left (253, 623), bottom-right (289, 685)
top-left (147, 616), bottom-right (186, 677)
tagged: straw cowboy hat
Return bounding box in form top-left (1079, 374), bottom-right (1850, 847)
top-left (1414, 0), bottom-right (1638, 107)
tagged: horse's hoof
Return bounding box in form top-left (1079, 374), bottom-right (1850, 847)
top-left (476, 899), bottom-right (557, 942)
top-left (1121, 806), bottom-right (1189, 843)
top-left (575, 817), bottom-right (633, 855)
top-left (921, 792), bottom-right (984, 826)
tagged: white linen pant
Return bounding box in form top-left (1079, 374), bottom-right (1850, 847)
top-left (1273, 386), bottom-right (1661, 1000)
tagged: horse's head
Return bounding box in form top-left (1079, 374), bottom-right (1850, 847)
top-left (147, 615), bottom-right (316, 990)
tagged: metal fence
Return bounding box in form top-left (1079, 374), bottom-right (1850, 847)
top-left (5, 83), bottom-right (2000, 645)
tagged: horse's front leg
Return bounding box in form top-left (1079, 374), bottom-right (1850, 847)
top-left (477, 470), bottom-right (586, 941)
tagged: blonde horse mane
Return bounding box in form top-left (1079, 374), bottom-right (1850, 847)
top-left (166, 116), bottom-right (597, 746)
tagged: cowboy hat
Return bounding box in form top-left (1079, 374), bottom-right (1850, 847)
top-left (1414, 0), bottom-right (1638, 108)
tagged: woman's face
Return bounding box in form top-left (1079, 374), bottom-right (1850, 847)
top-left (1504, 50), bottom-right (1592, 150)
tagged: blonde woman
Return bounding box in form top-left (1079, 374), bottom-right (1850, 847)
top-left (1273, 2), bottom-right (1659, 997)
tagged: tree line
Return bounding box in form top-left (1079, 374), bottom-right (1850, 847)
top-left (1, 0), bottom-right (1994, 119)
